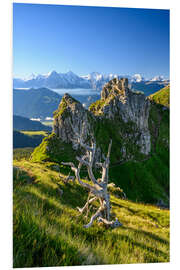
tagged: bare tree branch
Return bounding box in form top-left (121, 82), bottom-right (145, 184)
top-left (98, 217), bottom-right (123, 228)
top-left (61, 126), bottom-right (122, 228)
top-left (84, 205), bottom-right (104, 228)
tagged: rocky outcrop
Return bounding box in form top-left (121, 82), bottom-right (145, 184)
top-left (53, 78), bottom-right (151, 161)
top-left (53, 93), bottom-right (94, 150)
top-left (98, 78), bottom-right (151, 155)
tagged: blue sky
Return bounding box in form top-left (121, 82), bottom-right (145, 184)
top-left (13, 3), bottom-right (169, 79)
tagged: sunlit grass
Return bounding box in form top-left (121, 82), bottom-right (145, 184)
top-left (13, 160), bottom-right (170, 267)
top-left (21, 130), bottom-right (49, 136)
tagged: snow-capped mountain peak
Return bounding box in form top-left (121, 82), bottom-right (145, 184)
top-left (66, 70), bottom-right (75, 75)
top-left (13, 70), bottom-right (168, 90)
top-left (24, 73), bottom-right (37, 81)
top-left (131, 74), bottom-right (144, 82)
top-left (47, 70), bottom-right (59, 77)
top-left (150, 75), bottom-right (165, 82)
top-left (13, 70), bottom-right (92, 89)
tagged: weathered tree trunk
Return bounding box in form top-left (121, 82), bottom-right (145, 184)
top-left (62, 125), bottom-right (122, 228)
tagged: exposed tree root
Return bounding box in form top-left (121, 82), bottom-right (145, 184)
top-left (62, 123), bottom-right (122, 228)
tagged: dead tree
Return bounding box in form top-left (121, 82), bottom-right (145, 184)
top-left (62, 125), bottom-right (122, 229)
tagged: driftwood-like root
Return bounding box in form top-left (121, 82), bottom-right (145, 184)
top-left (77, 194), bottom-right (97, 215)
top-left (98, 217), bottom-right (123, 228)
top-left (62, 125), bottom-right (122, 228)
top-left (84, 205), bottom-right (104, 228)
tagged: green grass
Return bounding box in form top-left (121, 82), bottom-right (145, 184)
top-left (89, 99), bottom-right (105, 115)
top-left (108, 156), bottom-right (169, 205)
top-left (13, 147), bottom-right (35, 161)
top-left (30, 133), bottom-right (77, 164)
top-left (13, 159), bottom-right (169, 267)
top-left (149, 85), bottom-right (170, 108)
top-left (21, 130), bottom-right (49, 136)
top-left (53, 95), bottom-right (79, 119)
top-left (94, 116), bottom-right (145, 164)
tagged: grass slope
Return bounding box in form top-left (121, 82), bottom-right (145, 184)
top-left (21, 131), bottom-right (49, 136)
top-left (31, 133), bottom-right (77, 164)
top-left (13, 158), bottom-right (169, 268)
top-left (149, 85), bottom-right (170, 108)
top-left (13, 147), bottom-right (34, 161)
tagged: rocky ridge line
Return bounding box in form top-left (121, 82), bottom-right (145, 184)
top-left (53, 78), bottom-right (151, 161)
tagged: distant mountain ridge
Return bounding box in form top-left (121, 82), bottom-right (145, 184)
top-left (13, 87), bottom-right (100, 120)
top-left (13, 87), bottom-right (61, 119)
top-left (13, 71), bottom-right (91, 89)
top-left (13, 130), bottom-right (45, 148)
top-left (13, 70), bottom-right (169, 91)
top-left (13, 115), bottom-right (52, 131)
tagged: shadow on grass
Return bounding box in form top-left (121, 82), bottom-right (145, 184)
top-left (110, 231), bottom-right (169, 262)
top-left (13, 214), bottom-right (87, 268)
top-left (146, 212), bottom-right (169, 227)
top-left (26, 168), bottom-right (89, 210)
top-left (16, 188), bottom-right (64, 216)
top-left (59, 182), bottom-right (89, 208)
top-left (120, 225), bottom-right (169, 246)
top-left (111, 201), bottom-right (138, 215)
top-left (13, 166), bottom-right (36, 188)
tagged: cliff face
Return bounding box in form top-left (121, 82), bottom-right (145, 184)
top-left (53, 78), bottom-right (151, 160)
top-left (100, 78), bottom-right (150, 129)
top-left (53, 93), bottom-right (95, 150)
top-left (97, 78), bottom-right (151, 155)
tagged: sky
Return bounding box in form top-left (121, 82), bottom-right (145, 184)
top-left (13, 3), bottom-right (169, 79)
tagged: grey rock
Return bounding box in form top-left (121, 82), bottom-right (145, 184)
top-left (53, 93), bottom-right (95, 151)
top-left (100, 78), bottom-right (151, 155)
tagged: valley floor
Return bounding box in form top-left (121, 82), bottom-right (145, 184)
top-left (13, 159), bottom-right (169, 267)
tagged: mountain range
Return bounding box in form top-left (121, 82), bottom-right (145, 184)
top-left (13, 70), bottom-right (169, 91)
top-left (13, 115), bottom-right (52, 131)
top-left (13, 87), bottom-right (100, 119)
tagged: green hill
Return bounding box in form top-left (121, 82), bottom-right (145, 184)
top-left (13, 130), bottom-right (48, 148)
top-left (149, 85), bottom-right (170, 108)
top-left (13, 87), bottom-right (100, 120)
top-left (13, 159), bottom-right (169, 267)
top-left (13, 115), bottom-right (52, 131)
top-left (13, 88), bottom-right (61, 119)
